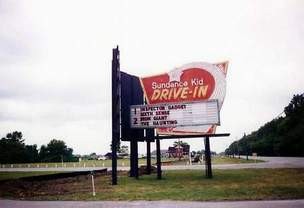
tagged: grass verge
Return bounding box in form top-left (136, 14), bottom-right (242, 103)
top-left (0, 168), bottom-right (303, 201)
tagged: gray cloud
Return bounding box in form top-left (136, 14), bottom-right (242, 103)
top-left (0, 0), bottom-right (303, 154)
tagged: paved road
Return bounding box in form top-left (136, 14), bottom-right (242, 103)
top-left (1, 199), bottom-right (304, 208)
top-left (165, 156), bottom-right (304, 170)
top-left (0, 156), bottom-right (303, 172)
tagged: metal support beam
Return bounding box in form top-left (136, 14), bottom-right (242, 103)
top-left (129, 140), bottom-right (135, 177)
top-left (156, 139), bottom-right (162, 179)
top-left (204, 136), bottom-right (212, 178)
top-left (134, 140), bottom-right (139, 179)
top-left (111, 46), bottom-right (120, 185)
top-left (122, 133), bottom-right (230, 141)
top-left (146, 140), bottom-right (151, 174)
top-left (130, 139), bottom-right (139, 178)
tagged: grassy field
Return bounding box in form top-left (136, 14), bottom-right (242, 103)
top-left (1, 168), bottom-right (303, 201)
top-left (0, 171), bottom-right (61, 181)
top-left (0, 157), bottom-right (262, 169)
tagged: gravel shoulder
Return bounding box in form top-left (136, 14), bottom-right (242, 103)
top-left (1, 199), bottom-right (304, 208)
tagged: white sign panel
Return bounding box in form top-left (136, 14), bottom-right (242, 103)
top-left (130, 100), bottom-right (220, 128)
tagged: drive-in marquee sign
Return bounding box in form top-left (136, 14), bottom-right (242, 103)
top-left (112, 46), bottom-right (230, 183)
top-left (139, 62), bottom-right (228, 135)
top-left (130, 100), bottom-right (220, 128)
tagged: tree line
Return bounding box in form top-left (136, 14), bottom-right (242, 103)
top-left (0, 132), bottom-right (77, 164)
top-left (225, 93), bottom-right (304, 157)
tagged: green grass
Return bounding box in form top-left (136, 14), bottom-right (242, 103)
top-left (0, 171), bottom-right (61, 181)
top-left (161, 156), bottom-right (263, 165)
top-left (2, 168), bottom-right (302, 201)
top-left (86, 169), bottom-right (304, 201)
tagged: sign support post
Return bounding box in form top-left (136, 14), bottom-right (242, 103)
top-left (204, 136), bottom-right (212, 178)
top-left (111, 46), bottom-right (120, 185)
top-left (134, 140), bottom-right (139, 179)
top-left (146, 129), bottom-right (154, 174)
top-left (130, 141), bottom-right (134, 177)
top-left (130, 139), bottom-right (139, 178)
top-left (156, 138), bottom-right (162, 179)
top-left (146, 140), bottom-right (151, 174)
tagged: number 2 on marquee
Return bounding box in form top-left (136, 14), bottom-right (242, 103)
top-left (133, 118), bottom-right (138, 125)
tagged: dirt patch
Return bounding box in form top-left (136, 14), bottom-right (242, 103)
top-left (0, 171), bottom-right (112, 200)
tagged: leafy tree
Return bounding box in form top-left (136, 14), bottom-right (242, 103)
top-left (284, 94), bottom-right (304, 116)
top-left (39, 139), bottom-right (76, 162)
top-left (226, 93), bottom-right (304, 157)
top-left (89, 152), bottom-right (98, 160)
top-left (0, 131), bottom-right (26, 164)
top-left (173, 140), bottom-right (190, 160)
top-left (38, 145), bottom-right (48, 162)
top-left (173, 140), bottom-right (189, 148)
top-left (24, 144), bottom-right (39, 163)
top-left (0, 131), bottom-right (39, 164)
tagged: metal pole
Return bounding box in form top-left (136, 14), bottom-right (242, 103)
top-left (204, 138), bottom-right (207, 176)
top-left (111, 46), bottom-right (120, 185)
top-left (130, 139), bottom-right (139, 178)
top-left (146, 140), bottom-right (151, 174)
top-left (91, 172), bottom-right (96, 196)
top-left (156, 139), bottom-right (162, 179)
top-left (130, 140), bottom-right (135, 177)
top-left (204, 136), bottom-right (212, 178)
top-left (134, 140), bottom-right (139, 179)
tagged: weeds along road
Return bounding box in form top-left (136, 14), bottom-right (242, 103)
top-left (1, 199), bottom-right (304, 208)
top-left (0, 156), bottom-right (303, 172)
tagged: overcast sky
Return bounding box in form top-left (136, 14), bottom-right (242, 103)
top-left (1, 0), bottom-right (303, 155)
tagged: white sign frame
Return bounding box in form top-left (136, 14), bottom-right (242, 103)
top-left (130, 100), bottom-right (220, 129)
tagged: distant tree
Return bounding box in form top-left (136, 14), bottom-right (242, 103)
top-left (6, 131), bottom-right (24, 142)
top-left (226, 93), bottom-right (304, 157)
top-left (196, 150), bottom-right (205, 155)
top-left (39, 139), bottom-right (76, 162)
top-left (0, 131), bottom-right (39, 164)
top-left (38, 145), bottom-right (48, 161)
top-left (173, 140), bottom-right (190, 160)
top-left (24, 144), bottom-right (39, 163)
top-left (89, 152), bottom-right (98, 160)
top-left (173, 140), bottom-right (189, 148)
top-left (0, 131), bottom-right (26, 164)
top-left (284, 94), bottom-right (304, 116)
